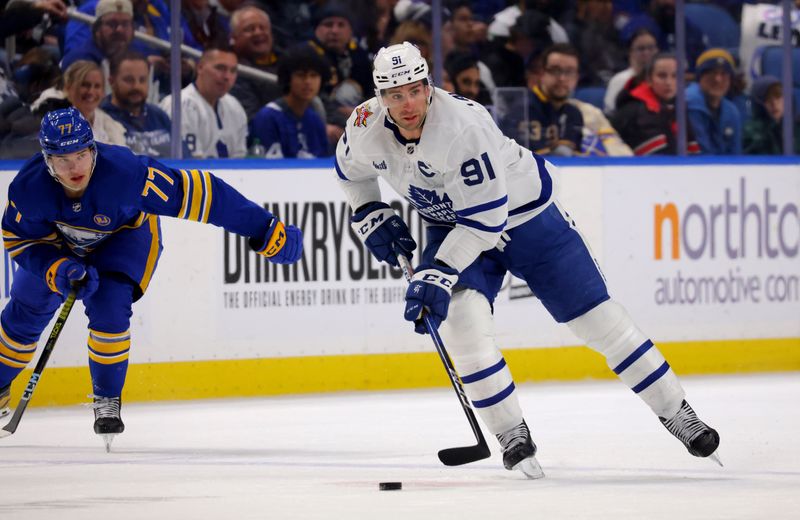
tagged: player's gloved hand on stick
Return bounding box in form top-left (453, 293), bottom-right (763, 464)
top-left (45, 258), bottom-right (99, 301)
top-left (404, 262), bottom-right (459, 334)
top-left (351, 201), bottom-right (416, 267)
top-left (251, 217), bottom-right (304, 264)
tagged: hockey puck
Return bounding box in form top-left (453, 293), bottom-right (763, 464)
top-left (379, 482), bottom-right (402, 491)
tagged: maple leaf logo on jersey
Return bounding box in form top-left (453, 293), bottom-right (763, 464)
top-left (354, 104), bottom-right (373, 127)
top-left (407, 185), bottom-right (456, 223)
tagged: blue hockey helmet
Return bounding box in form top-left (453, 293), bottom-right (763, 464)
top-left (39, 107), bottom-right (95, 155)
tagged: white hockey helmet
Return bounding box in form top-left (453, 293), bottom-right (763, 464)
top-left (372, 41), bottom-right (430, 95)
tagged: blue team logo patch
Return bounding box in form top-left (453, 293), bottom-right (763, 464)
top-left (407, 185), bottom-right (455, 223)
top-left (94, 214), bottom-right (111, 226)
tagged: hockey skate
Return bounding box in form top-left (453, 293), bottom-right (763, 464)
top-left (0, 384), bottom-right (10, 419)
top-left (660, 400), bottom-right (722, 466)
top-left (497, 420), bottom-right (545, 479)
top-left (92, 396), bottom-right (124, 452)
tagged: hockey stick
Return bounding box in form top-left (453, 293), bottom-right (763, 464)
top-left (398, 255), bottom-right (491, 466)
top-left (0, 288), bottom-right (79, 438)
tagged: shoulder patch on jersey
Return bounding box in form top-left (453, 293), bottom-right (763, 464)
top-left (354, 104), bottom-right (373, 128)
top-left (94, 214), bottom-right (111, 226)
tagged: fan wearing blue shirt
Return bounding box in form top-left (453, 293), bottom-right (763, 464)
top-left (250, 46), bottom-right (329, 158)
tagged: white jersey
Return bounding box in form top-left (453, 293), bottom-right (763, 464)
top-left (160, 83), bottom-right (247, 158)
top-left (335, 87), bottom-right (558, 272)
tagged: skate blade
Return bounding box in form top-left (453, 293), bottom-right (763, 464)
top-left (708, 450), bottom-right (723, 467)
top-left (513, 456), bottom-right (545, 479)
top-left (100, 433), bottom-right (117, 453)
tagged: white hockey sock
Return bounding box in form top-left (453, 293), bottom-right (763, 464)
top-left (567, 300), bottom-right (685, 418)
top-left (440, 289), bottom-right (523, 434)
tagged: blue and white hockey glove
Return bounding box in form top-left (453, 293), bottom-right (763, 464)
top-left (404, 263), bottom-right (459, 334)
top-left (351, 202), bottom-right (417, 267)
top-left (250, 217), bottom-right (304, 264)
top-left (45, 258), bottom-right (99, 301)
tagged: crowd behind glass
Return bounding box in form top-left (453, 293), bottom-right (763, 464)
top-left (1, 0), bottom-right (797, 159)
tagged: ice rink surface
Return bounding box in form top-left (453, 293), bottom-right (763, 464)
top-left (1, 372), bottom-right (798, 520)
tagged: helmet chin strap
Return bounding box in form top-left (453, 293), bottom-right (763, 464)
top-left (43, 145), bottom-right (98, 191)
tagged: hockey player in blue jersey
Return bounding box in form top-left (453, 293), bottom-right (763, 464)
top-left (335, 42), bottom-right (720, 478)
top-left (0, 108), bottom-right (303, 447)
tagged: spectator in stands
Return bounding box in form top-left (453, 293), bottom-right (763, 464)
top-left (486, 0), bottom-right (569, 46)
top-left (686, 48), bottom-right (742, 155)
top-left (0, 48), bottom-right (61, 158)
top-left (629, 0), bottom-right (706, 71)
top-left (159, 46), bottom-right (247, 158)
top-left (482, 9), bottom-right (553, 88)
top-left (604, 24), bottom-right (660, 115)
top-left (257, 1), bottom-right (316, 49)
top-left (359, 0), bottom-right (400, 54)
top-left (61, 0), bottom-right (135, 71)
top-left (101, 50), bottom-right (182, 157)
top-left (524, 43), bottom-right (584, 156)
top-left (31, 60), bottom-right (127, 146)
top-left (444, 51), bottom-right (492, 106)
top-left (250, 46), bottom-right (329, 158)
top-left (743, 75), bottom-right (800, 155)
top-left (0, 0), bottom-right (67, 40)
top-left (562, 0), bottom-right (627, 87)
top-left (309, 2), bottom-right (373, 102)
top-left (228, 5), bottom-right (282, 121)
top-left (63, 0), bottom-right (169, 60)
top-left (308, 2), bottom-right (372, 148)
top-left (182, 0), bottom-right (230, 50)
top-left (612, 53), bottom-right (700, 156)
top-left (443, 1), bottom-right (497, 98)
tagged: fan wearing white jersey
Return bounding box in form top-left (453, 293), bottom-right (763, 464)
top-left (334, 42), bottom-right (721, 478)
top-left (160, 46), bottom-right (248, 158)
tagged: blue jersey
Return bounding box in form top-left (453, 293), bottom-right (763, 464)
top-left (251, 99), bottom-right (328, 158)
top-left (100, 99), bottom-right (186, 158)
top-left (526, 86), bottom-right (584, 155)
top-left (2, 143), bottom-right (273, 290)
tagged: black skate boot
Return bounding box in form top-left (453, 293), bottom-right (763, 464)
top-left (660, 400), bottom-right (721, 465)
top-left (0, 384), bottom-right (10, 418)
top-left (92, 396), bottom-right (124, 452)
top-left (496, 420), bottom-right (545, 479)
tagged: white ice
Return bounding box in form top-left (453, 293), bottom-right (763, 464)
top-left (1, 373), bottom-right (798, 520)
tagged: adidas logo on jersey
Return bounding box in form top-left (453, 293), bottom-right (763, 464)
top-left (372, 160), bottom-right (387, 170)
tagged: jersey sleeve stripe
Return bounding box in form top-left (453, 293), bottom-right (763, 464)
top-left (138, 215), bottom-right (160, 293)
top-left (508, 153), bottom-right (553, 217)
top-left (200, 170), bottom-right (213, 223)
top-left (178, 169), bottom-right (192, 219)
top-left (455, 216), bottom-right (507, 233)
top-left (455, 195), bottom-right (508, 217)
top-left (334, 158), bottom-right (349, 180)
top-left (188, 169), bottom-right (204, 221)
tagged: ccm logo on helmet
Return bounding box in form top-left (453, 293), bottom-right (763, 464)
top-left (391, 70), bottom-right (410, 78)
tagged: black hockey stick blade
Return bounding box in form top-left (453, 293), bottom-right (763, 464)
top-left (438, 443), bottom-right (492, 466)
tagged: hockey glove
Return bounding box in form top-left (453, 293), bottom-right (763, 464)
top-left (250, 217), bottom-right (304, 264)
top-left (45, 258), bottom-right (99, 301)
top-left (404, 263), bottom-right (459, 334)
top-left (351, 202), bottom-right (416, 267)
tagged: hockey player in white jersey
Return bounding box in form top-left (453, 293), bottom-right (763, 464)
top-left (334, 42), bottom-right (721, 478)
